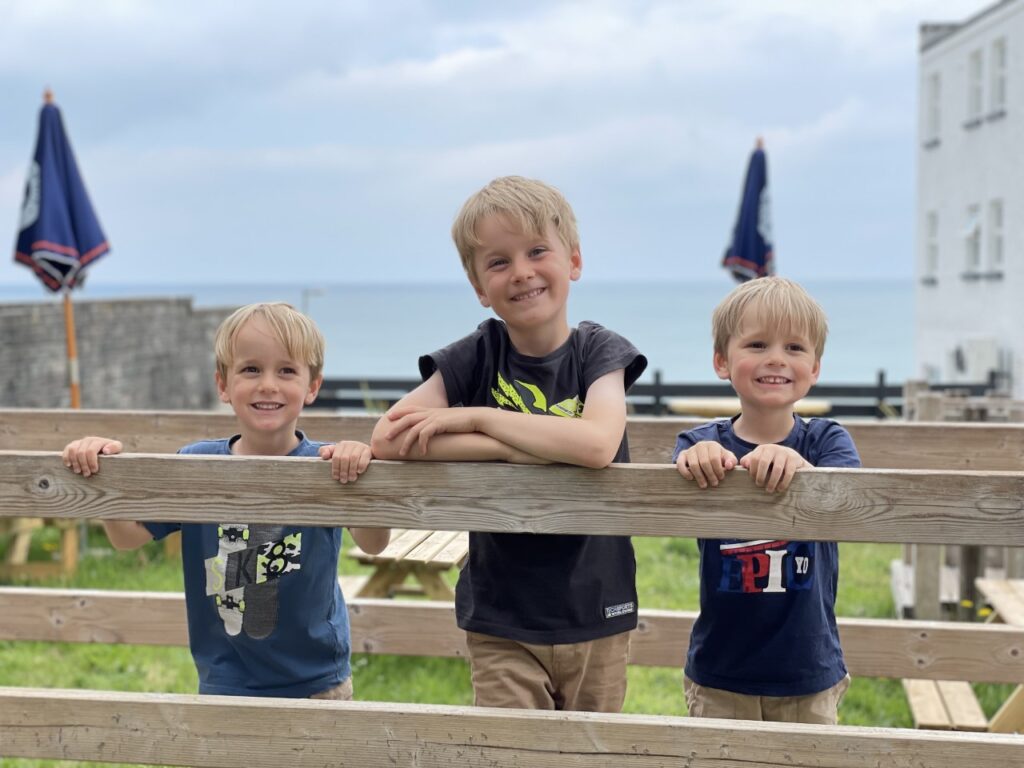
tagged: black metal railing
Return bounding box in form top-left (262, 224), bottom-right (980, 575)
top-left (309, 370), bottom-right (1001, 418)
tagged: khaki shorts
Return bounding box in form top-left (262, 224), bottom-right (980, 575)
top-left (465, 630), bottom-right (630, 712)
top-left (684, 674), bottom-right (851, 725)
top-left (309, 676), bottom-right (354, 701)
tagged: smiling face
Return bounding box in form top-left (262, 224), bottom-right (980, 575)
top-left (215, 316), bottom-right (322, 450)
top-left (469, 214), bottom-right (582, 354)
top-left (713, 306), bottom-right (821, 413)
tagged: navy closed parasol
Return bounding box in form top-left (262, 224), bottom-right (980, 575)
top-left (722, 138), bottom-right (773, 282)
top-left (14, 92), bottom-right (109, 291)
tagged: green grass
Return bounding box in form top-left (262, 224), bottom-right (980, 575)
top-left (0, 527), bottom-right (1005, 767)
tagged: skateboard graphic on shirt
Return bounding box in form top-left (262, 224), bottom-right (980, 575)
top-left (204, 524), bottom-right (302, 638)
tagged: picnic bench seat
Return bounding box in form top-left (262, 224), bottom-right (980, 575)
top-left (346, 529), bottom-right (469, 600)
top-left (0, 517), bottom-right (78, 579)
top-left (902, 679), bottom-right (988, 731)
top-left (974, 577), bottom-right (1024, 733)
top-left (902, 577), bottom-right (1024, 733)
top-left (902, 577), bottom-right (1024, 734)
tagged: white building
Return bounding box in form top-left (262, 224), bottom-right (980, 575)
top-left (916, 0), bottom-right (1022, 393)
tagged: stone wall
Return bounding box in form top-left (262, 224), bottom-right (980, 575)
top-left (0, 298), bottom-right (233, 409)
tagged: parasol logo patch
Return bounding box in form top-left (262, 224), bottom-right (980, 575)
top-left (19, 161), bottom-right (40, 231)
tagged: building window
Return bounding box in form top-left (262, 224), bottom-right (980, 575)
top-left (988, 199), bottom-right (1004, 271)
top-left (926, 72), bottom-right (942, 144)
top-left (990, 37), bottom-right (1007, 115)
top-left (967, 49), bottom-right (984, 124)
top-left (923, 211), bottom-right (939, 284)
top-left (964, 204), bottom-right (981, 275)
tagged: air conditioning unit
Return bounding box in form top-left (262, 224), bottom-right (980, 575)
top-left (947, 337), bottom-right (1000, 384)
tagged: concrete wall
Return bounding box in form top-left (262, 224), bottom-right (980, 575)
top-left (0, 297), bottom-right (232, 410)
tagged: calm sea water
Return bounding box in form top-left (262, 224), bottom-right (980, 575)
top-left (0, 280), bottom-right (913, 384)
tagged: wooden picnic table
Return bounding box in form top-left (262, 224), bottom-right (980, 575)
top-left (346, 529), bottom-right (469, 601)
top-left (899, 578), bottom-right (1024, 733)
top-left (973, 578), bottom-right (1024, 733)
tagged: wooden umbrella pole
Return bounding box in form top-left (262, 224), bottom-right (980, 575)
top-left (62, 291), bottom-right (81, 409)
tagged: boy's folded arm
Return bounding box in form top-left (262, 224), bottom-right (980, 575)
top-left (349, 527), bottom-right (391, 555)
top-left (472, 369), bottom-right (627, 468)
top-left (102, 521), bottom-right (154, 551)
top-left (371, 372), bottom-right (547, 464)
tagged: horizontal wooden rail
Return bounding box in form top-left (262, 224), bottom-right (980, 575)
top-left (2, 588), bottom-right (1022, 684)
top-left (1, 687), bottom-right (1019, 767)
top-left (2, 452), bottom-right (1023, 545)
top-left (4, 408), bottom-right (1024, 470)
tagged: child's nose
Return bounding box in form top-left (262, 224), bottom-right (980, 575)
top-left (511, 256), bottom-right (535, 280)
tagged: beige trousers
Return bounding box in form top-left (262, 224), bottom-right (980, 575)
top-left (465, 630), bottom-right (630, 712)
top-left (309, 676), bottom-right (354, 701)
top-left (684, 674), bottom-right (851, 724)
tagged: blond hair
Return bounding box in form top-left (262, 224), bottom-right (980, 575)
top-left (712, 277), bottom-right (828, 359)
top-left (451, 176), bottom-right (579, 279)
top-left (214, 302), bottom-right (325, 381)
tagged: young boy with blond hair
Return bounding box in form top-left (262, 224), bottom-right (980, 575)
top-left (674, 277), bottom-right (859, 724)
top-left (372, 176), bottom-right (647, 712)
top-left (63, 302), bottom-right (389, 699)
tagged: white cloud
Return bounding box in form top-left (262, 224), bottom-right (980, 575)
top-left (283, 0), bottom-right (988, 99)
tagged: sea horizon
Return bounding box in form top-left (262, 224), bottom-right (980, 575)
top-left (1, 278), bottom-right (916, 385)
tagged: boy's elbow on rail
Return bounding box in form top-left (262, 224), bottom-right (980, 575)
top-left (369, 430), bottom-right (402, 461)
top-left (575, 441), bottom-right (619, 469)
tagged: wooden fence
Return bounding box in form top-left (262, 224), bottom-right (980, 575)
top-left (1, 409), bottom-right (1023, 765)
top-left (5, 407), bottom-right (1024, 469)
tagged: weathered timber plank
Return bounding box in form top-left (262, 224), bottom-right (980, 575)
top-left (2, 452), bottom-right (1023, 545)
top-left (2, 589), bottom-right (1022, 683)
top-left (903, 679), bottom-right (952, 729)
top-left (627, 417), bottom-right (1024, 471)
top-left (6, 408), bottom-right (1024, 470)
top-left (978, 578), bottom-right (1024, 627)
top-left (990, 685), bottom-right (1024, 733)
top-left (1, 687), bottom-right (1021, 767)
top-left (935, 680), bottom-right (988, 731)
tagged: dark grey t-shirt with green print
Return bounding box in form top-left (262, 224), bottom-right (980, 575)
top-left (419, 319), bottom-right (648, 644)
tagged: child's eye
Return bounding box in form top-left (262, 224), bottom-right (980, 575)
top-left (280, 367), bottom-right (297, 376)
top-left (529, 246), bottom-right (547, 258)
top-left (240, 365), bottom-right (259, 374)
top-left (487, 257), bottom-right (508, 270)
top-left (787, 344), bottom-right (806, 352)
top-left (747, 341), bottom-right (766, 350)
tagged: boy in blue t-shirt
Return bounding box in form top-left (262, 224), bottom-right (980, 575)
top-left (673, 277), bottom-right (859, 724)
top-left (62, 302), bottom-right (389, 699)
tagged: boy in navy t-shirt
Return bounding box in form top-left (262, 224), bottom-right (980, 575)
top-left (674, 277), bottom-right (859, 724)
top-left (62, 302), bottom-right (389, 699)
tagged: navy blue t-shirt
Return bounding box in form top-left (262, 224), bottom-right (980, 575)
top-left (673, 416), bottom-right (860, 696)
top-left (144, 432), bottom-right (351, 697)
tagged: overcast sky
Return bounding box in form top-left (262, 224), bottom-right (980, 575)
top-left (0, 0), bottom-right (986, 287)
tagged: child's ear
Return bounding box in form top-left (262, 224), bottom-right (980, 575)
top-left (305, 374), bottom-right (323, 405)
top-left (810, 358), bottom-right (821, 385)
top-left (215, 371), bottom-right (231, 403)
top-left (713, 351), bottom-right (731, 381)
top-left (569, 249), bottom-right (582, 281)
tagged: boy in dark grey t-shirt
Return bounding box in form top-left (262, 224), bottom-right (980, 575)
top-left (372, 176), bottom-right (646, 712)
